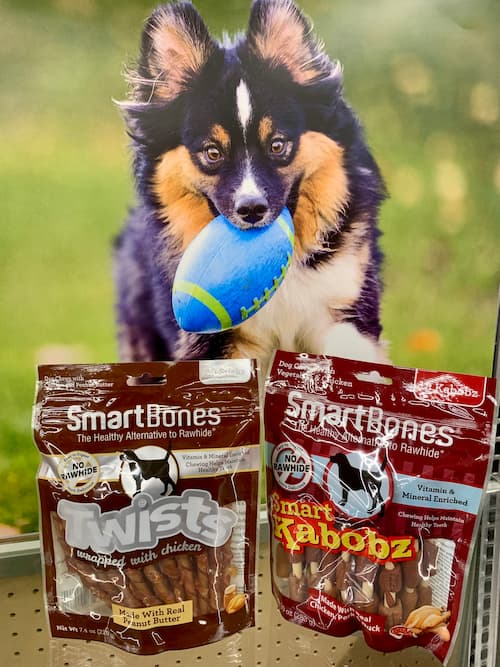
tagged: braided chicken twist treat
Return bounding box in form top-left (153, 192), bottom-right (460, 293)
top-left (53, 514), bottom-right (235, 617)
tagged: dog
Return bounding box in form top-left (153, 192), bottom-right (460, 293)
top-left (120, 449), bottom-right (178, 496)
top-left (115, 0), bottom-right (388, 371)
top-left (329, 451), bottom-right (388, 515)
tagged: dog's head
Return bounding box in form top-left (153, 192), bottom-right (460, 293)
top-left (123, 0), bottom-right (382, 256)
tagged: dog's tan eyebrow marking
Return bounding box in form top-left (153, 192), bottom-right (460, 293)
top-left (289, 131), bottom-right (349, 257)
top-left (153, 146), bottom-right (214, 250)
top-left (236, 80), bottom-right (252, 134)
top-left (210, 124), bottom-right (231, 151)
top-left (258, 116), bottom-right (274, 144)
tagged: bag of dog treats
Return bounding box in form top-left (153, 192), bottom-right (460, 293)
top-left (265, 351), bottom-right (497, 664)
top-left (33, 359), bottom-right (260, 655)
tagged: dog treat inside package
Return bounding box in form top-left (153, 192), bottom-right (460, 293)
top-left (33, 360), bottom-right (260, 655)
top-left (265, 351), bottom-right (497, 664)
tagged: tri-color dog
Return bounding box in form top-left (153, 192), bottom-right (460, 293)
top-left (115, 0), bottom-right (388, 369)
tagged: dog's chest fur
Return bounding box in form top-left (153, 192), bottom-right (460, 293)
top-left (231, 248), bottom-right (383, 370)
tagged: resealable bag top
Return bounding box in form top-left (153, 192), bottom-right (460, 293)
top-left (265, 351), bottom-right (497, 665)
top-left (33, 359), bottom-right (260, 655)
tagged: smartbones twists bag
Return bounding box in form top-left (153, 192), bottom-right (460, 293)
top-left (265, 351), bottom-right (497, 664)
top-left (33, 360), bottom-right (260, 655)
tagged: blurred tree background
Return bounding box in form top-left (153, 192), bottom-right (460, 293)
top-left (1, 0), bottom-right (499, 533)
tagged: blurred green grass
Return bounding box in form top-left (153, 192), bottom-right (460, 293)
top-left (1, 0), bottom-right (499, 532)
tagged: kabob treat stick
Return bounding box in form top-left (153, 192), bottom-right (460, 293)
top-left (355, 581), bottom-right (379, 614)
top-left (305, 545), bottom-right (323, 587)
top-left (421, 540), bottom-right (439, 578)
top-left (402, 540), bottom-right (422, 588)
top-left (337, 552), bottom-right (354, 604)
top-left (288, 551), bottom-right (308, 602)
top-left (378, 592), bottom-right (403, 628)
top-left (400, 539), bottom-right (421, 620)
top-left (275, 541), bottom-right (291, 579)
top-left (417, 580), bottom-right (433, 606)
top-left (377, 562), bottom-right (403, 629)
top-left (400, 587), bottom-right (419, 622)
top-left (378, 561), bottom-right (402, 598)
top-left (275, 542), bottom-right (339, 599)
top-left (417, 539), bottom-right (439, 607)
top-left (352, 556), bottom-right (380, 614)
top-left (316, 551), bottom-right (340, 597)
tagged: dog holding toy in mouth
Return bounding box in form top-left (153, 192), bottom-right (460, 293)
top-left (115, 0), bottom-right (388, 369)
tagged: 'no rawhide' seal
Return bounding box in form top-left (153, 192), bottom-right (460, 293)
top-left (271, 442), bottom-right (312, 491)
top-left (57, 451), bottom-right (100, 495)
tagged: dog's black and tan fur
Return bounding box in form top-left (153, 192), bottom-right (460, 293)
top-left (115, 0), bottom-right (387, 369)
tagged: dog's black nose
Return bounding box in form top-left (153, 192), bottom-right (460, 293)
top-left (236, 195), bottom-right (269, 225)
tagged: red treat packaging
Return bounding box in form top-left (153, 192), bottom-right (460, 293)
top-left (265, 351), bottom-right (497, 664)
top-left (33, 360), bottom-right (260, 655)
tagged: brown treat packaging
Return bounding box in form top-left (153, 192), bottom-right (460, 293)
top-left (33, 360), bottom-right (260, 655)
top-left (265, 351), bottom-right (497, 665)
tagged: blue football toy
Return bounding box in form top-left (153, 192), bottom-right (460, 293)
top-left (172, 208), bottom-right (294, 333)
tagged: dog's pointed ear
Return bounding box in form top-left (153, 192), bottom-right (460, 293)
top-left (247, 0), bottom-right (338, 85)
top-left (131, 2), bottom-right (217, 102)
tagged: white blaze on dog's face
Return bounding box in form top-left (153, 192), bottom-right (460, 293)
top-left (236, 80), bottom-right (253, 134)
top-left (232, 79), bottom-right (272, 229)
top-left (129, 0), bottom-right (350, 255)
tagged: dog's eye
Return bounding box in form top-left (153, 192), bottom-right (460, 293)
top-left (269, 137), bottom-right (288, 157)
top-left (204, 144), bottom-right (223, 163)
